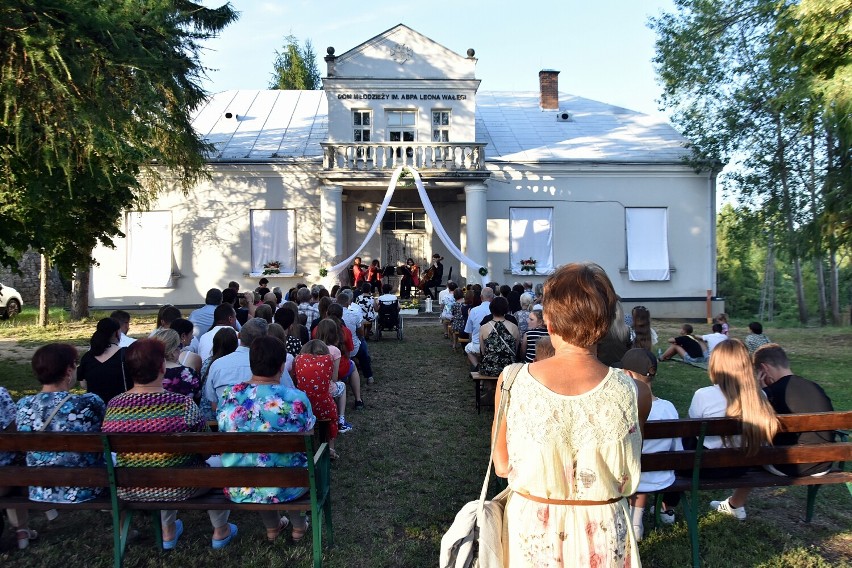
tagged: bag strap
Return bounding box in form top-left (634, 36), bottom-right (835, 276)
top-left (39, 393), bottom-right (74, 431)
top-left (477, 362), bottom-right (524, 512)
top-left (120, 348), bottom-right (129, 392)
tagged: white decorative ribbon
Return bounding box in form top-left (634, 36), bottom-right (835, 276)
top-left (328, 166), bottom-right (485, 282)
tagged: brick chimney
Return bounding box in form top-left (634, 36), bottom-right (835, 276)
top-left (539, 69), bottom-right (560, 110)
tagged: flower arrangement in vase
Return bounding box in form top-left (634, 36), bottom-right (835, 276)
top-left (520, 258), bottom-right (537, 273)
top-left (262, 260), bottom-right (281, 275)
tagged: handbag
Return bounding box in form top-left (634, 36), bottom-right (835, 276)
top-left (440, 363), bottom-right (524, 568)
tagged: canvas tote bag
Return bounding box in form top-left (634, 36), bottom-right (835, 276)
top-left (439, 363), bottom-right (524, 568)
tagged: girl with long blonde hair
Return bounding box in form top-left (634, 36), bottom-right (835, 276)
top-left (689, 338), bottom-right (779, 519)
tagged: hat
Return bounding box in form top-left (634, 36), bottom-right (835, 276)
top-left (618, 348), bottom-right (657, 377)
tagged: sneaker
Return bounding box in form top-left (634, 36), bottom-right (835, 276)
top-left (353, 400), bottom-right (365, 411)
top-left (650, 505), bottom-right (676, 525)
top-left (366, 376), bottom-right (374, 385)
top-left (632, 523), bottom-right (644, 542)
top-left (710, 498), bottom-right (746, 520)
top-left (337, 420), bottom-right (353, 434)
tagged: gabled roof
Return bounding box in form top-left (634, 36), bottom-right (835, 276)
top-left (191, 90), bottom-right (689, 163)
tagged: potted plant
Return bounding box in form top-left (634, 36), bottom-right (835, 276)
top-left (262, 260), bottom-right (281, 275)
top-left (520, 258), bottom-right (537, 273)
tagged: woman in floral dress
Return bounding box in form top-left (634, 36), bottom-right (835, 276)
top-left (218, 336), bottom-right (316, 542)
top-left (1, 386), bottom-right (37, 549)
top-left (16, 343), bottom-right (105, 505)
top-left (492, 263), bottom-right (649, 567)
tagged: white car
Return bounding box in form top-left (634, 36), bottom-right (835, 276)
top-left (0, 283), bottom-right (22, 319)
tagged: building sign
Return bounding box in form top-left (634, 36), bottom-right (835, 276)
top-left (337, 93), bottom-right (467, 101)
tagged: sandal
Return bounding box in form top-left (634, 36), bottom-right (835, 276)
top-left (266, 516), bottom-right (290, 542)
top-left (291, 518), bottom-right (310, 543)
top-left (329, 448), bottom-right (340, 460)
top-left (16, 528), bottom-right (38, 550)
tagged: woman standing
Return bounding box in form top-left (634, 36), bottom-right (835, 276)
top-left (367, 259), bottom-right (383, 294)
top-left (78, 317), bottom-right (128, 404)
top-left (17, 344), bottom-right (105, 505)
top-left (492, 263), bottom-right (648, 567)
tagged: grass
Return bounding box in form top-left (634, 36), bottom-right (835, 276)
top-left (0, 317), bottom-right (850, 567)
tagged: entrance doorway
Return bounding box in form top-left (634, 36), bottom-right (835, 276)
top-left (382, 210), bottom-right (428, 292)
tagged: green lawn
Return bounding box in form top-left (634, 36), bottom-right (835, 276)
top-left (0, 317), bottom-right (849, 567)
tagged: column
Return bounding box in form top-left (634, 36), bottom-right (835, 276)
top-left (464, 182), bottom-right (488, 284)
top-left (320, 185), bottom-right (343, 265)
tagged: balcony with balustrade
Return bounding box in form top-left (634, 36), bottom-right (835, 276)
top-left (319, 142), bottom-right (489, 189)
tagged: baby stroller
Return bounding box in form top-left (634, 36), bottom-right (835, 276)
top-left (376, 298), bottom-right (404, 340)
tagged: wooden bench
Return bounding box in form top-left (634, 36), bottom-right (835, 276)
top-left (641, 411), bottom-right (852, 568)
top-left (0, 431), bottom-right (332, 568)
top-left (453, 332), bottom-right (470, 351)
top-left (470, 371), bottom-right (499, 414)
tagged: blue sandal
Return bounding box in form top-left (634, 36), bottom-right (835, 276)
top-left (162, 519), bottom-right (183, 550)
top-left (212, 523), bottom-right (238, 549)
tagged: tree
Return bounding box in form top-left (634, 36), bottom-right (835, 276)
top-left (269, 35), bottom-right (321, 90)
top-left (650, 0), bottom-right (849, 324)
top-left (0, 0), bottom-right (237, 321)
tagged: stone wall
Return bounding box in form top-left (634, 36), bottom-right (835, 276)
top-left (0, 251), bottom-right (68, 308)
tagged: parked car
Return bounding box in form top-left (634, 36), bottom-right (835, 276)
top-left (0, 283), bottom-right (22, 319)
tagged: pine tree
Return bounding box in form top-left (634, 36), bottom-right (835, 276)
top-left (269, 35), bottom-right (321, 90)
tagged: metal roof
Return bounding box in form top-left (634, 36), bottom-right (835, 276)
top-left (191, 90), bottom-right (689, 163)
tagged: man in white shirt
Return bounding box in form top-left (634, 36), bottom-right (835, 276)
top-left (204, 318), bottom-right (294, 412)
top-left (464, 287), bottom-right (495, 370)
top-left (110, 310), bottom-right (136, 347)
top-left (188, 288), bottom-right (223, 338)
top-left (702, 323), bottom-right (728, 354)
top-left (197, 304), bottom-right (238, 361)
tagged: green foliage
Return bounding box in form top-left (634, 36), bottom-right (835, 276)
top-left (0, 0), bottom-right (238, 271)
top-left (716, 204), bottom-right (763, 316)
top-left (269, 34), bottom-right (321, 90)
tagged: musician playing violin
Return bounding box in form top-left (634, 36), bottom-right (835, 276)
top-left (400, 258), bottom-right (420, 299)
top-left (421, 254), bottom-right (444, 300)
top-left (352, 257), bottom-right (367, 288)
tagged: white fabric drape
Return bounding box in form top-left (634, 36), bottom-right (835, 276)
top-left (510, 207), bottom-right (554, 275)
top-left (251, 209), bottom-right (295, 274)
top-left (328, 166), bottom-right (485, 279)
top-left (625, 208), bottom-right (670, 281)
top-left (127, 211), bottom-right (173, 288)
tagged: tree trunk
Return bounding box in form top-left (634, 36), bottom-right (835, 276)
top-left (38, 254), bottom-right (49, 327)
top-left (775, 115), bottom-right (808, 324)
top-left (814, 255), bottom-right (827, 326)
top-left (70, 267), bottom-right (90, 320)
top-left (828, 246), bottom-right (841, 325)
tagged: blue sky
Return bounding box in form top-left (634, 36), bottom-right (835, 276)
top-left (199, 0), bottom-right (676, 119)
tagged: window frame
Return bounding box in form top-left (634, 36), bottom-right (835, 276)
top-left (250, 209), bottom-right (297, 276)
top-left (432, 109), bottom-right (450, 142)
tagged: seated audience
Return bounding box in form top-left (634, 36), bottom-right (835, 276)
top-left (688, 339), bottom-right (778, 520)
top-left (478, 297), bottom-right (520, 377)
top-left (78, 317), bottom-right (128, 404)
top-left (152, 328), bottom-right (202, 403)
top-left (439, 282), bottom-right (458, 337)
top-left (168, 317), bottom-right (203, 373)
top-left (533, 336), bottom-right (554, 362)
top-left (17, 344), bottom-right (105, 504)
top-left (701, 323), bottom-right (728, 355)
top-left (630, 305), bottom-right (658, 350)
top-left (464, 286), bottom-right (494, 370)
top-left (449, 288), bottom-right (467, 338)
top-left (198, 327), bottom-right (238, 421)
top-left (621, 349), bottom-right (682, 540)
top-left (336, 293), bottom-right (375, 385)
top-left (197, 303), bottom-right (238, 362)
top-left (519, 309), bottom-right (549, 363)
top-left (660, 323), bottom-right (708, 363)
top-left (266, 323), bottom-right (296, 374)
top-left (315, 319), bottom-right (364, 415)
top-left (745, 321), bottom-right (771, 354)
top-left (110, 310), bottom-right (136, 348)
top-left (217, 336), bottom-right (314, 543)
top-left (710, 343), bottom-right (835, 519)
top-left (297, 287), bottom-right (320, 330)
top-left (150, 305), bottom-right (182, 337)
top-left (1, 386), bottom-right (34, 549)
top-left (102, 339), bottom-right (235, 549)
top-left (293, 339), bottom-right (346, 459)
top-left (188, 288), bottom-right (223, 338)
top-left (596, 301), bottom-right (633, 366)
top-left (716, 312), bottom-right (730, 335)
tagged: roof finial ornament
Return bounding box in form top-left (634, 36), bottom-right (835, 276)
top-left (467, 48), bottom-right (475, 58)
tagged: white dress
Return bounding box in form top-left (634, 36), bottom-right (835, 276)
top-left (504, 365), bottom-right (643, 567)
